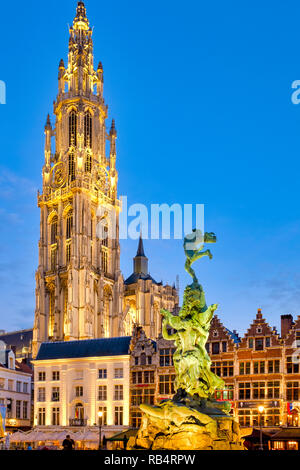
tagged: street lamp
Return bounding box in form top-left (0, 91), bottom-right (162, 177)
top-left (98, 410), bottom-right (103, 451)
top-left (258, 405), bottom-right (265, 451)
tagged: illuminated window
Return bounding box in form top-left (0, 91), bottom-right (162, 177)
top-left (287, 382), bottom-right (299, 401)
top-left (268, 360), bottom-right (280, 373)
top-left (114, 385), bottom-right (123, 400)
top-left (238, 410), bottom-right (251, 426)
top-left (238, 382), bottom-right (251, 400)
top-left (38, 408), bottom-right (46, 426)
top-left (159, 375), bottom-right (176, 395)
top-left (98, 385), bottom-right (107, 400)
top-left (252, 382), bottom-right (265, 399)
top-left (38, 387), bottom-right (46, 402)
top-left (131, 411), bottom-right (142, 428)
top-left (267, 381), bottom-right (280, 399)
top-left (98, 406), bottom-right (107, 425)
top-left (66, 211), bottom-right (73, 264)
top-left (253, 361), bottom-right (265, 374)
top-left (114, 406), bottom-right (123, 425)
top-left (50, 245), bottom-right (57, 271)
top-left (52, 387), bottom-right (60, 402)
top-left (68, 152), bottom-right (75, 181)
top-left (84, 111), bottom-right (92, 148)
top-left (101, 248), bottom-right (108, 273)
top-left (16, 400), bottom-right (21, 419)
top-left (23, 402), bottom-right (28, 420)
top-left (69, 111), bottom-right (77, 147)
top-left (52, 407), bottom-right (60, 426)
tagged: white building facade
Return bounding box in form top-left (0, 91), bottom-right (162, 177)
top-left (32, 337), bottom-right (131, 437)
top-left (0, 349), bottom-right (32, 431)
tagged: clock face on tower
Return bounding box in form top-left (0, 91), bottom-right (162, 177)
top-left (50, 162), bottom-right (67, 189)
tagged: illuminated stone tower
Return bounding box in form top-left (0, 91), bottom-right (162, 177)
top-left (32, 2), bottom-right (123, 356)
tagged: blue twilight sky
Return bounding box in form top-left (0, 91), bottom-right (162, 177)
top-left (0, 0), bottom-right (300, 336)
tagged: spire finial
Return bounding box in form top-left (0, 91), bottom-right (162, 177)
top-left (45, 114), bottom-right (52, 129)
top-left (110, 119), bottom-right (117, 137)
top-left (136, 232), bottom-right (146, 257)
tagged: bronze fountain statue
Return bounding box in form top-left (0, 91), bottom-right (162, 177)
top-left (128, 230), bottom-right (251, 450)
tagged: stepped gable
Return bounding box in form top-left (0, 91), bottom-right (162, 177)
top-left (238, 308), bottom-right (281, 348)
top-left (208, 314), bottom-right (240, 352)
top-left (283, 315), bottom-right (300, 347)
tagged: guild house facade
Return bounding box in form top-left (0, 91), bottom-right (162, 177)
top-left (129, 311), bottom-right (300, 431)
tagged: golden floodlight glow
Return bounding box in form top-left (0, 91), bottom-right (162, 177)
top-left (98, 411), bottom-right (103, 418)
top-left (258, 405), bottom-right (265, 413)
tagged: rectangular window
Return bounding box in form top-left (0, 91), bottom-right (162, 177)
top-left (98, 385), bottom-right (107, 401)
top-left (255, 338), bottom-right (264, 351)
top-left (238, 382), bottom-right (251, 400)
top-left (253, 382), bottom-right (265, 399)
top-left (0, 378), bottom-right (4, 389)
top-left (16, 400), bottom-right (21, 419)
top-left (38, 372), bottom-right (46, 382)
top-left (101, 248), bottom-right (108, 273)
top-left (52, 371), bottom-right (60, 381)
top-left (114, 406), bottom-right (123, 426)
top-left (52, 407), bottom-right (60, 426)
top-left (222, 341), bottom-right (227, 352)
top-left (287, 357), bottom-right (299, 374)
top-left (98, 406), bottom-right (107, 425)
top-left (212, 342), bottom-right (220, 355)
top-left (287, 382), bottom-right (299, 401)
top-left (131, 411), bottom-right (142, 429)
top-left (23, 382), bottom-right (28, 394)
top-left (38, 408), bottom-right (46, 426)
top-left (114, 385), bottom-right (124, 400)
top-left (265, 337), bottom-right (271, 347)
top-left (98, 369), bottom-right (107, 379)
top-left (267, 381), bottom-right (280, 399)
top-left (38, 387), bottom-right (46, 402)
top-left (75, 386), bottom-right (83, 397)
top-left (114, 368), bottom-right (123, 379)
top-left (248, 338), bottom-right (253, 348)
top-left (159, 375), bottom-right (176, 395)
top-left (159, 349), bottom-right (175, 366)
top-left (8, 380), bottom-right (13, 391)
top-left (16, 381), bottom-right (21, 393)
top-left (52, 387), bottom-right (60, 402)
top-left (23, 401), bottom-right (28, 420)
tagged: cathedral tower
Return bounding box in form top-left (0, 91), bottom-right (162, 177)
top-left (33, 2), bottom-right (123, 356)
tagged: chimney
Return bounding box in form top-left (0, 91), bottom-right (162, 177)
top-left (281, 314), bottom-right (293, 338)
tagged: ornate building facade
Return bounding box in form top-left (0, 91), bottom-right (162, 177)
top-left (32, 2), bottom-right (178, 357)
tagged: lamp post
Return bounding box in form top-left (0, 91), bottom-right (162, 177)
top-left (98, 410), bottom-right (103, 451)
top-left (258, 405), bottom-right (265, 451)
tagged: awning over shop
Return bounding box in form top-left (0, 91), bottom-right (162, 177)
top-left (106, 429), bottom-right (137, 442)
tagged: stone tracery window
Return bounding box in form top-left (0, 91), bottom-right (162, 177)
top-left (69, 110), bottom-right (77, 147)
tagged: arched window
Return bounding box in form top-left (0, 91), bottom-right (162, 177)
top-left (85, 153), bottom-right (92, 173)
top-left (68, 152), bottom-right (75, 181)
top-left (49, 290), bottom-right (55, 337)
top-left (66, 211), bottom-right (73, 264)
top-left (50, 216), bottom-right (58, 245)
top-left (84, 111), bottom-right (92, 147)
top-left (69, 111), bottom-right (77, 147)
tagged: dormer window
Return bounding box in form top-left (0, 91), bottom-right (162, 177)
top-left (256, 326), bottom-right (263, 334)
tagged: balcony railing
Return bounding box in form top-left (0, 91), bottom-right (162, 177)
top-left (69, 418), bottom-right (87, 427)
